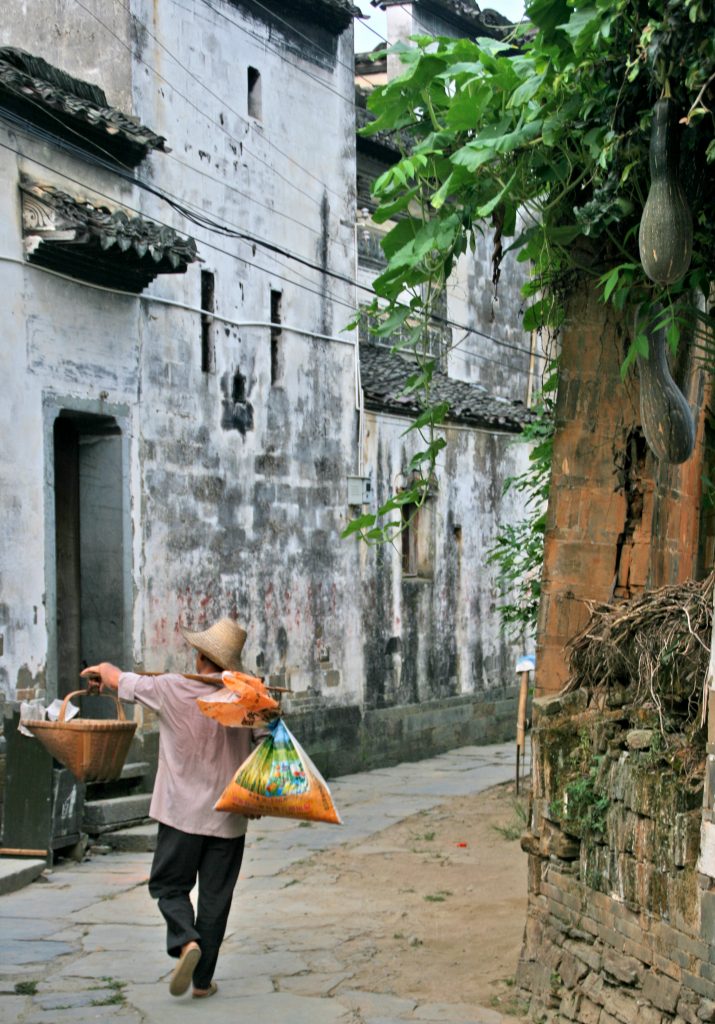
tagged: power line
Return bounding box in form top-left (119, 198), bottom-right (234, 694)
top-left (72, 0), bottom-right (338, 213)
top-left (197, 0), bottom-right (378, 94)
top-left (2, 28), bottom-right (349, 249)
top-left (0, 106), bottom-right (356, 292)
top-left (36, 3), bottom-right (537, 360)
top-left (76, 0), bottom-right (358, 213)
top-left (0, 98), bottom-right (532, 364)
top-left (1, 114), bottom-right (536, 365)
top-left (11, 111), bottom-right (535, 365)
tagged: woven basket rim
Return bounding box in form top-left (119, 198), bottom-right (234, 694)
top-left (24, 719), bottom-right (136, 733)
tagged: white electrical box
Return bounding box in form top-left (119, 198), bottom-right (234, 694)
top-left (347, 475), bottom-right (372, 506)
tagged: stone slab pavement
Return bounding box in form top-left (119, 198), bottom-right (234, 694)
top-left (0, 742), bottom-right (521, 1024)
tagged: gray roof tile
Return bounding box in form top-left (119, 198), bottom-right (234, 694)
top-left (0, 48), bottom-right (167, 166)
top-left (21, 176), bottom-right (200, 292)
top-left (360, 343), bottom-right (532, 432)
top-left (373, 0), bottom-right (512, 37)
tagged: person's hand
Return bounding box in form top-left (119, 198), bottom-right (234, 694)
top-left (80, 663), bottom-right (122, 690)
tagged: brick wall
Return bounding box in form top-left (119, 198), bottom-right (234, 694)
top-left (536, 285), bottom-right (710, 695)
top-left (518, 691), bottom-right (715, 1024)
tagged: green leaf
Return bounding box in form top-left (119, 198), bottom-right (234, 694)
top-left (402, 402), bottom-right (450, 434)
top-left (371, 304), bottom-right (413, 337)
top-left (373, 187), bottom-right (419, 224)
top-left (341, 514), bottom-right (376, 539)
top-left (474, 171), bottom-right (517, 218)
top-left (558, 8), bottom-right (600, 54)
top-left (666, 322), bottom-right (680, 354)
top-left (508, 70), bottom-right (546, 108)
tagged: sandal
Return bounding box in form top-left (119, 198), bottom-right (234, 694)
top-left (192, 982), bottom-right (218, 999)
top-left (169, 942), bottom-right (201, 997)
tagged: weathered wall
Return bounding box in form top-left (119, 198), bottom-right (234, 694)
top-left (0, 0), bottom-right (534, 814)
top-left (518, 689), bottom-right (715, 1024)
top-left (0, 0), bottom-right (133, 112)
top-left (537, 285), bottom-right (711, 695)
top-left (445, 207), bottom-right (538, 398)
top-left (358, 411), bottom-right (530, 709)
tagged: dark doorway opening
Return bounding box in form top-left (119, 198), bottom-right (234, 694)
top-left (53, 411), bottom-right (125, 710)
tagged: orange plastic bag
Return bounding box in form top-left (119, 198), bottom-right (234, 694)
top-left (222, 669), bottom-right (268, 694)
top-left (196, 687), bottom-right (278, 728)
top-left (215, 719), bottom-right (342, 825)
top-left (221, 678), bottom-right (278, 712)
top-left (197, 670), bottom-right (280, 728)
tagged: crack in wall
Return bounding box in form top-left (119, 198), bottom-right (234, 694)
top-left (613, 427), bottom-right (647, 599)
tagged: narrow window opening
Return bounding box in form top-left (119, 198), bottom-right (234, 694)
top-left (232, 369), bottom-right (247, 404)
top-left (248, 66), bottom-right (262, 120)
top-left (270, 288), bottom-right (282, 385)
top-left (401, 502), bottom-right (417, 575)
top-left (401, 496), bottom-right (434, 579)
top-left (201, 270), bottom-right (215, 373)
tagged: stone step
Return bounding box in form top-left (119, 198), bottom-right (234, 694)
top-left (82, 793), bottom-right (152, 834)
top-left (116, 760), bottom-right (151, 781)
top-left (0, 857), bottom-right (46, 895)
top-left (101, 821), bottom-right (158, 853)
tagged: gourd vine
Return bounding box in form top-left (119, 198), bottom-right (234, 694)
top-left (343, 0), bottom-right (715, 623)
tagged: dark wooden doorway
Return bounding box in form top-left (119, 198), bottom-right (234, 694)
top-left (53, 411), bottom-right (125, 712)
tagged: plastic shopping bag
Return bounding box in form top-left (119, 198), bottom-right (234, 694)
top-left (196, 687), bottom-right (279, 728)
top-left (215, 718), bottom-right (342, 825)
top-left (197, 670), bottom-right (280, 728)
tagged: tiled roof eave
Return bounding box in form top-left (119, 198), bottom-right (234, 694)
top-left (20, 177), bottom-right (199, 291)
top-left (359, 343), bottom-right (533, 432)
top-left (0, 59), bottom-right (167, 162)
top-left (363, 395), bottom-right (525, 433)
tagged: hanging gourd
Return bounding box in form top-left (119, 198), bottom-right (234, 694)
top-left (637, 305), bottom-right (695, 464)
top-left (638, 97), bottom-right (693, 285)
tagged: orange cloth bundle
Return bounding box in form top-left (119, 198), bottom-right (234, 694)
top-left (196, 670), bottom-right (279, 728)
top-left (215, 719), bottom-right (342, 825)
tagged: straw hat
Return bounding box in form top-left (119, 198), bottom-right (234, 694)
top-left (180, 617), bottom-right (247, 671)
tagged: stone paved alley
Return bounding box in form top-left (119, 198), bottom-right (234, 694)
top-left (0, 743), bottom-right (526, 1024)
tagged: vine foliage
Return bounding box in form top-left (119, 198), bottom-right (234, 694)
top-left (343, 0), bottom-right (715, 627)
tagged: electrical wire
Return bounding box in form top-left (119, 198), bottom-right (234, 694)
top-left (197, 0), bottom-right (378, 93)
top-left (1, 104), bottom-right (539, 383)
top-left (0, 107), bottom-right (356, 290)
top-left (2, 42), bottom-right (350, 249)
top-left (2, 110), bottom-right (536, 362)
top-left (0, 249), bottom-right (537, 394)
top-left (74, 0), bottom-right (352, 212)
top-left (10, 4), bottom-right (539, 361)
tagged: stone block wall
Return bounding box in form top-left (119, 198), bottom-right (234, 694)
top-left (518, 691), bottom-right (715, 1024)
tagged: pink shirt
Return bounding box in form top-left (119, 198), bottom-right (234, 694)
top-left (119, 672), bottom-right (254, 839)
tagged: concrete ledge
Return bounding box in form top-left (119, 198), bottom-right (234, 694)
top-left (83, 792), bottom-right (152, 833)
top-left (0, 857), bottom-right (46, 896)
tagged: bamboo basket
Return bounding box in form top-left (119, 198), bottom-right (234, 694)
top-left (22, 689), bottom-right (137, 782)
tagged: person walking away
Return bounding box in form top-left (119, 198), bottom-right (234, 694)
top-left (81, 617), bottom-right (259, 999)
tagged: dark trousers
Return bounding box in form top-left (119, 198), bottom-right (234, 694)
top-left (148, 822), bottom-right (245, 990)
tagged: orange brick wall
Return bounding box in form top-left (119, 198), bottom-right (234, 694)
top-left (536, 284), bottom-right (710, 695)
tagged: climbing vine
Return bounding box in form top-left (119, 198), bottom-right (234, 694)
top-left (486, 369), bottom-right (557, 638)
top-left (343, 0), bottom-right (715, 555)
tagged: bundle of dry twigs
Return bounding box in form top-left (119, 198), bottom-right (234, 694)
top-left (564, 572), bottom-right (714, 735)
